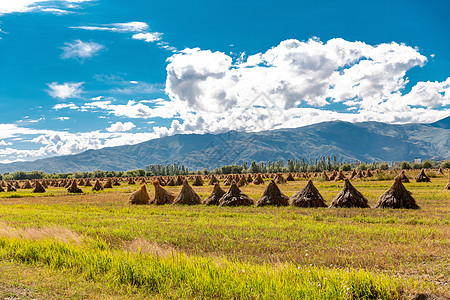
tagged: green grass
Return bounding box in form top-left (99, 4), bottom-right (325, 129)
top-left (0, 236), bottom-right (403, 299)
top-left (0, 173), bottom-right (448, 298)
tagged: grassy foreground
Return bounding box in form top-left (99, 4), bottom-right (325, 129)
top-left (0, 175), bottom-right (448, 298)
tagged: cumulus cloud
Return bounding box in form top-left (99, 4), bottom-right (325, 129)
top-left (0, 0), bottom-right (92, 15)
top-left (132, 32), bottom-right (162, 43)
top-left (47, 82), bottom-right (84, 99)
top-left (0, 140), bottom-right (12, 146)
top-left (106, 121), bottom-right (135, 132)
top-left (53, 103), bottom-right (79, 110)
top-left (61, 40), bottom-right (104, 60)
top-left (161, 38), bottom-right (449, 135)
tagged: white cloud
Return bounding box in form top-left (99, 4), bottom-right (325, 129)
top-left (0, 140), bottom-right (12, 146)
top-left (71, 22), bottom-right (149, 33)
top-left (0, 0), bottom-right (92, 15)
top-left (132, 32), bottom-right (162, 43)
top-left (106, 121), bottom-right (135, 132)
top-left (161, 38), bottom-right (449, 135)
top-left (53, 103), bottom-right (79, 110)
top-left (47, 82), bottom-right (84, 99)
top-left (56, 117), bottom-right (70, 121)
top-left (61, 40), bottom-right (104, 60)
top-left (82, 99), bottom-right (177, 119)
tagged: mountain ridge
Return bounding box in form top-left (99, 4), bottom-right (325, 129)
top-left (0, 117), bottom-right (448, 173)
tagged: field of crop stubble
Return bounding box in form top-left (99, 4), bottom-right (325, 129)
top-left (0, 171), bottom-right (448, 299)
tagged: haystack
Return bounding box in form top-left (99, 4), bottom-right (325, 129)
top-left (438, 167), bottom-right (444, 175)
top-left (400, 170), bottom-right (410, 183)
top-left (14, 181), bottom-right (20, 189)
top-left (444, 172), bottom-right (449, 190)
top-left (286, 173), bottom-right (295, 181)
top-left (173, 180), bottom-right (202, 205)
top-left (321, 171), bottom-right (329, 181)
top-left (91, 180), bottom-right (103, 191)
top-left (41, 179), bottom-right (48, 188)
top-left (157, 176), bottom-right (166, 186)
top-left (223, 175), bottom-right (232, 186)
top-left (329, 170), bottom-right (337, 181)
top-left (334, 170), bottom-right (346, 181)
top-left (355, 170), bottom-right (364, 179)
top-left (6, 183), bottom-right (16, 192)
top-left (290, 180), bottom-right (327, 208)
top-left (208, 174), bottom-right (219, 185)
top-left (140, 178), bottom-right (147, 184)
top-left (218, 182), bottom-right (253, 206)
top-left (67, 180), bottom-right (83, 193)
top-left (252, 173), bottom-right (264, 185)
top-left (415, 169), bottom-right (430, 182)
top-left (113, 178), bottom-right (121, 186)
top-left (329, 179), bottom-right (370, 208)
top-left (128, 177), bottom-right (136, 185)
top-left (22, 180), bottom-right (32, 189)
top-left (103, 178), bottom-right (113, 189)
top-left (0, 185), bottom-right (4, 192)
top-left (349, 169), bottom-right (357, 179)
top-left (167, 177), bottom-right (176, 186)
top-left (204, 183), bottom-right (226, 206)
top-left (237, 175), bottom-right (247, 187)
top-left (33, 181), bottom-right (46, 193)
top-left (151, 181), bottom-right (175, 205)
top-left (366, 169), bottom-right (373, 177)
top-left (128, 184), bottom-right (150, 205)
top-left (175, 176), bottom-right (184, 186)
top-left (192, 175), bottom-right (204, 186)
top-left (246, 174), bottom-right (253, 183)
top-left (275, 174), bottom-right (286, 184)
top-left (84, 179), bottom-right (92, 186)
top-left (255, 180), bottom-right (289, 207)
top-left (374, 176), bottom-right (420, 209)
top-left (78, 178), bottom-right (85, 186)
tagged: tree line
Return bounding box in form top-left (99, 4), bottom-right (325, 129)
top-left (0, 158), bottom-right (448, 180)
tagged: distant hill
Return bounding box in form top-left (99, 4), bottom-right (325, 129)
top-left (0, 117), bottom-right (449, 173)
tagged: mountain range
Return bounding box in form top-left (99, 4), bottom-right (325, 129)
top-left (0, 117), bottom-right (449, 173)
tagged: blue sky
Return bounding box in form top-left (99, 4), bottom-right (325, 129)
top-left (0, 0), bottom-right (449, 163)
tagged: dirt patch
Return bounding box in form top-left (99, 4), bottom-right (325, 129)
top-left (0, 223), bottom-right (82, 244)
top-left (124, 238), bottom-right (176, 257)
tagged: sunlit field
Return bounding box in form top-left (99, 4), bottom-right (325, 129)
top-left (0, 170), bottom-right (448, 299)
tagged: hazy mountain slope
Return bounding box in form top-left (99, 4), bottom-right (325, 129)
top-left (0, 118), bottom-right (448, 173)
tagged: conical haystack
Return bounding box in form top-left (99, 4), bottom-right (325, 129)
top-left (113, 178), bottom-right (121, 186)
top-left (349, 169), bottom-right (357, 179)
top-left (173, 180), bottom-right (202, 205)
top-left (290, 180), bottom-right (327, 207)
top-left (400, 170), bottom-right (410, 183)
top-left (223, 175), bottom-right (232, 186)
top-left (67, 180), bottom-right (83, 193)
top-left (321, 171), bottom-right (329, 181)
top-left (246, 174), bottom-right (253, 183)
top-left (219, 182), bottom-right (253, 206)
top-left (192, 175), bottom-right (204, 186)
top-left (415, 169), bottom-right (430, 182)
top-left (152, 181), bottom-right (175, 205)
top-left (255, 180), bottom-right (289, 207)
top-left (334, 170), bottom-right (346, 181)
top-left (237, 175), bottom-right (247, 187)
top-left (128, 184), bottom-right (150, 205)
top-left (208, 174), bottom-right (219, 185)
top-left (166, 177), bottom-right (176, 186)
top-left (0, 185), bottom-right (4, 192)
top-left (14, 181), bottom-right (20, 189)
top-left (175, 176), bottom-right (184, 186)
top-left (275, 174), bottom-right (286, 184)
top-left (84, 179), bottom-right (92, 186)
top-left (6, 183), bottom-right (16, 192)
top-left (103, 178), bottom-right (113, 189)
top-left (33, 181), bottom-right (46, 193)
top-left (374, 176), bottom-right (420, 209)
top-left (22, 180), bottom-right (32, 189)
top-left (128, 178), bottom-right (136, 185)
top-left (444, 172), bottom-right (450, 190)
top-left (355, 170), bottom-right (364, 179)
top-left (91, 180), bottom-right (103, 191)
top-left (329, 170), bottom-right (337, 181)
top-left (329, 178), bottom-right (369, 208)
top-left (286, 173), bottom-right (295, 181)
top-left (78, 178), bottom-right (85, 186)
top-left (204, 183), bottom-right (226, 206)
top-left (252, 173), bottom-right (264, 185)
top-left (366, 169), bottom-right (373, 177)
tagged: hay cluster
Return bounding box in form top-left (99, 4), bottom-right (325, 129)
top-left (128, 184), bottom-right (150, 205)
top-left (329, 178), bottom-right (369, 208)
top-left (374, 176), bottom-right (419, 209)
top-left (204, 183), bottom-right (226, 206)
top-left (219, 182), bottom-right (253, 206)
top-left (290, 180), bottom-right (327, 207)
top-left (255, 180), bottom-right (289, 207)
top-left (173, 180), bottom-right (202, 205)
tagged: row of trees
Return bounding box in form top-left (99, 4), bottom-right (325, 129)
top-left (1, 159), bottom-right (448, 180)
